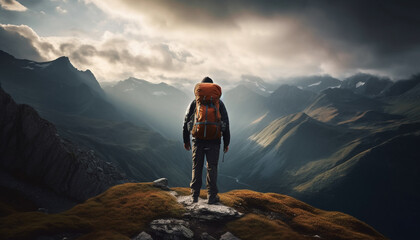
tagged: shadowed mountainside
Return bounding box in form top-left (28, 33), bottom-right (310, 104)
top-left (0, 50), bottom-right (191, 187)
top-left (0, 86), bottom-right (127, 211)
top-left (221, 75), bottom-right (420, 239)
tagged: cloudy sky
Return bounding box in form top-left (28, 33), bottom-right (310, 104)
top-left (1, 0), bottom-right (420, 88)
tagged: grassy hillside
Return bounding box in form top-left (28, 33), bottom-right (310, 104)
top-left (0, 183), bottom-right (386, 240)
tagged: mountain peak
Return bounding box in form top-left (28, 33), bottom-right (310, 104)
top-left (123, 77), bottom-right (149, 85)
top-left (55, 55), bottom-right (70, 62)
top-left (238, 75), bottom-right (276, 96)
top-left (49, 56), bottom-right (72, 68)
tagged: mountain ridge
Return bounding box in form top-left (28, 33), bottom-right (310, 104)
top-left (0, 86), bottom-right (127, 211)
top-left (0, 50), bottom-right (192, 187)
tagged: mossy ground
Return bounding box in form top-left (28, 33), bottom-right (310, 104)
top-left (0, 183), bottom-right (184, 239)
top-left (0, 184), bottom-right (386, 240)
top-left (217, 189), bottom-right (386, 240)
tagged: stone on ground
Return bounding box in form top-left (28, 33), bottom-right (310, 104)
top-left (153, 178), bottom-right (170, 190)
top-left (200, 232), bottom-right (217, 240)
top-left (132, 231), bottom-right (153, 240)
top-left (150, 218), bottom-right (193, 240)
top-left (220, 232), bottom-right (241, 240)
top-left (177, 195), bottom-right (243, 221)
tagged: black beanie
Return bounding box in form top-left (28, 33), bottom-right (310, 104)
top-left (201, 76), bottom-right (213, 83)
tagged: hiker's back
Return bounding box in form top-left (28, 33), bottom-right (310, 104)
top-left (191, 83), bottom-right (222, 140)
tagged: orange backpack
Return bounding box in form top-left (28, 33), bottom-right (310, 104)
top-left (192, 83), bottom-right (222, 140)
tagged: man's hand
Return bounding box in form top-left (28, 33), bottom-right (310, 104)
top-left (184, 142), bottom-right (191, 151)
top-left (224, 145), bottom-right (229, 153)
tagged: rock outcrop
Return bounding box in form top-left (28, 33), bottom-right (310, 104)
top-left (132, 231), bottom-right (153, 240)
top-left (219, 232), bottom-right (240, 240)
top-left (153, 178), bottom-right (170, 190)
top-left (145, 179), bottom-right (243, 240)
top-left (176, 194), bottom-right (243, 221)
top-left (0, 86), bottom-right (127, 204)
top-left (150, 219), bottom-right (194, 240)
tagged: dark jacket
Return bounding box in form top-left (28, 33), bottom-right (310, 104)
top-left (183, 99), bottom-right (230, 148)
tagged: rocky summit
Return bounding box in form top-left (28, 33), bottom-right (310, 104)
top-left (146, 178), bottom-right (243, 239)
top-left (0, 178), bottom-right (387, 240)
top-left (176, 193), bottom-right (243, 222)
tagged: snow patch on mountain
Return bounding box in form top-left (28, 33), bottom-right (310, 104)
top-left (34, 62), bottom-right (52, 68)
top-left (356, 81), bottom-right (365, 88)
top-left (308, 81), bottom-right (322, 87)
top-left (22, 66), bottom-right (34, 70)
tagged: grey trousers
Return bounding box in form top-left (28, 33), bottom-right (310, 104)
top-left (190, 141), bottom-right (220, 197)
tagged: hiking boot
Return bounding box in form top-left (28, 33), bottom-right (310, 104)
top-left (192, 195), bottom-right (199, 203)
top-left (207, 195), bottom-right (220, 204)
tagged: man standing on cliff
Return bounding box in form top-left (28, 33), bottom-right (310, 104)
top-left (183, 76), bottom-right (230, 204)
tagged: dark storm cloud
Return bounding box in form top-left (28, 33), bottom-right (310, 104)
top-left (99, 0), bottom-right (420, 78)
top-left (290, 1), bottom-right (420, 73)
top-left (247, 0), bottom-right (420, 77)
top-left (212, 0), bottom-right (420, 76)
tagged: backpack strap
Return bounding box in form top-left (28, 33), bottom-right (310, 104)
top-left (204, 103), bottom-right (208, 137)
top-left (210, 96), bottom-right (220, 138)
top-left (215, 106), bottom-right (220, 137)
top-left (194, 100), bottom-right (200, 136)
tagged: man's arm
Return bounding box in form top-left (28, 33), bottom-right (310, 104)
top-left (219, 100), bottom-right (230, 152)
top-left (183, 100), bottom-right (196, 150)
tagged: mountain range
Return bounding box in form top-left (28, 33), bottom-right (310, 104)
top-left (1, 50), bottom-right (419, 239)
top-left (0, 50), bottom-right (191, 190)
top-left (103, 77), bottom-right (190, 140)
top-left (220, 73), bottom-right (420, 240)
